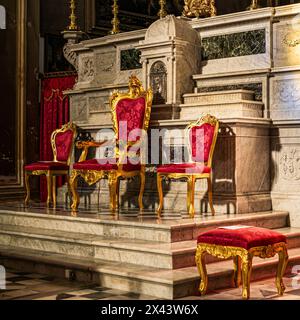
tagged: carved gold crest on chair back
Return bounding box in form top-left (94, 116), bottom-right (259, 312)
top-left (70, 75), bottom-right (153, 212)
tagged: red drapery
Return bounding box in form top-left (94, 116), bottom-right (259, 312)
top-left (40, 75), bottom-right (76, 201)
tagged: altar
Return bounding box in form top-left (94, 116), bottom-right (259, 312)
top-left (62, 4), bottom-right (300, 227)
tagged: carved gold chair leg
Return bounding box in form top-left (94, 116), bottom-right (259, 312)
top-left (276, 244), bottom-right (289, 296)
top-left (70, 170), bottom-right (80, 211)
top-left (24, 172), bottom-right (31, 206)
top-left (233, 256), bottom-right (242, 288)
top-left (108, 173), bottom-right (118, 212)
top-left (116, 177), bottom-right (120, 210)
top-left (195, 246), bottom-right (208, 296)
top-left (138, 171), bottom-right (146, 211)
top-left (241, 253), bottom-right (253, 300)
top-left (207, 176), bottom-right (215, 216)
top-left (46, 172), bottom-right (53, 208)
top-left (52, 175), bottom-right (57, 208)
top-left (66, 174), bottom-right (71, 206)
top-left (187, 176), bottom-right (196, 218)
top-left (157, 173), bottom-right (164, 217)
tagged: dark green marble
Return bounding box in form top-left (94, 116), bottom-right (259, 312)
top-left (120, 49), bottom-right (142, 71)
top-left (197, 83), bottom-right (263, 101)
top-left (202, 29), bottom-right (266, 61)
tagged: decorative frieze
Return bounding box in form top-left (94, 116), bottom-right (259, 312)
top-left (202, 29), bottom-right (266, 61)
top-left (279, 147), bottom-right (300, 181)
top-left (197, 83), bottom-right (263, 101)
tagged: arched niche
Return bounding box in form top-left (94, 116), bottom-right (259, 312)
top-left (150, 61), bottom-right (167, 105)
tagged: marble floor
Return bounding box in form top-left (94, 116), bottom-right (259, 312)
top-left (1, 268), bottom-right (300, 300)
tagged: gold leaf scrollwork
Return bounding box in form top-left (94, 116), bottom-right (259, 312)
top-left (182, 0), bottom-right (217, 18)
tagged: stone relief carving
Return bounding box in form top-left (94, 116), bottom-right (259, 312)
top-left (71, 96), bottom-right (88, 122)
top-left (273, 79), bottom-right (300, 109)
top-left (150, 61), bottom-right (167, 104)
top-left (89, 96), bottom-right (109, 112)
top-left (279, 148), bottom-right (300, 181)
top-left (63, 43), bottom-right (78, 71)
top-left (80, 57), bottom-right (95, 82)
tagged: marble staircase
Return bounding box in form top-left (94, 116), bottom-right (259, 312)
top-left (0, 205), bottom-right (300, 299)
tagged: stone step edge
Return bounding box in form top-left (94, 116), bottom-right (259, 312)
top-left (0, 225), bottom-right (297, 257)
top-left (180, 100), bottom-right (264, 107)
top-left (0, 209), bottom-right (288, 232)
top-left (0, 245), bottom-right (300, 287)
top-left (183, 89), bottom-right (255, 97)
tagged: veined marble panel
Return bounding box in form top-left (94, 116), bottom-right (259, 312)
top-left (202, 29), bottom-right (266, 61)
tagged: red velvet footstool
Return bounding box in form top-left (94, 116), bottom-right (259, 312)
top-left (195, 226), bottom-right (289, 299)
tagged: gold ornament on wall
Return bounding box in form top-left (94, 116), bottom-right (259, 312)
top-left (110, 0), bottom-right (120, 35)
top-left (182, 0), bottom-right (217, 18)
top-left (247, 0), bottom-right (261, 10)
top-left (158, 0), bottom-right (167, 19)
top-left (67, 0), bottom-right (79, 31)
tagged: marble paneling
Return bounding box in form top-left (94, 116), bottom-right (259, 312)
top-left (270, 74), bottom-right (300, 120)
top-left (120, 49), bottom-right (142, 71)
top-left (202, 29), bottom-right (266, 61)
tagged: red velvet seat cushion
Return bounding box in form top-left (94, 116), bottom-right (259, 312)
top-left (157, 163), bottom-right (211, 174)
top-left (73, 159), bottom-right (141, 172)
top-left (197, 227), bottom-right (287, 250)
top-left (25, 161), bottom-right (69, 171)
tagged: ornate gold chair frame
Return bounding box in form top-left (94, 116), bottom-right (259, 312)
top-left (25, 122), bottom-right (77, 208)
top-left (157, 115), bottom-right (219, 218)
top-left (70, 76), bottom-right (153, 212)
top-left (195, 242), bottom-right (289, 300)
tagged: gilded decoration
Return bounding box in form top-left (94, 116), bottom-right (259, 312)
top-left (157, 114), bottom-right (219, 218)
top-left (195, 242), bottom-right (289, 299)
top-left (183, 0), bottom-right (216, 18)
top-left (70, 75), bottom-right (153, 212)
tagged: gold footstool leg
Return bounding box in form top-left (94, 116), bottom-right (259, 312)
top-left (241, 253), bottom-right (253, 300)
top-left (195, 246), bottom-right (208, 296)
top-left (276, 244), bottom-right (289, 296)
top-left (233, 256), bottom-right (242, 288)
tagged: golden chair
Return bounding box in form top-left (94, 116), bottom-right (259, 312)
top-left (24, 122), bottom-right (77, 207)
top-left (157, 114), bottom-right (219, 218)
top-left (69, 76), bottom-right (153, 212)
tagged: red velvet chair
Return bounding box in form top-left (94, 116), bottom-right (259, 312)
top-left (69, 76), bottom-right (153, 212)
top-left (24, 122), bottom-right (77, 208)
top-left (157, 114), bottom-right (219, 218)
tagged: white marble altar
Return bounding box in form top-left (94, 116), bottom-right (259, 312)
top-left (64, 4), bottom-right (300, 226)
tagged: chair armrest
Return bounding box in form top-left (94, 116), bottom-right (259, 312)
top-left (76, 139), bottom-right (116, 162)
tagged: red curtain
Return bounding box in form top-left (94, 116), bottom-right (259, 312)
top-left (40, 75), bottom-right (76, 201)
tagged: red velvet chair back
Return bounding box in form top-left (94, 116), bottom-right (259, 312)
top-left (116, 97), bottom-right (146, 142)
top-left (110, 76), bottom-right (153, 166)
top-left (51, 122), bottom-right (77, 164)
top-left (188, 115), bottom-right (219, 167)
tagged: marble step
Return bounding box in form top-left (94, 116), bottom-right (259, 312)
top-left (183, 90), bottom-right (255, 105)
top-left (179, 101), bottom-right (263, 120)
top-left (0, 223), bottom-right (298, 270)
top-left (0, 208), bottom-right (289, 243)
top-left (1, 244), bottom-right (300, 299)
